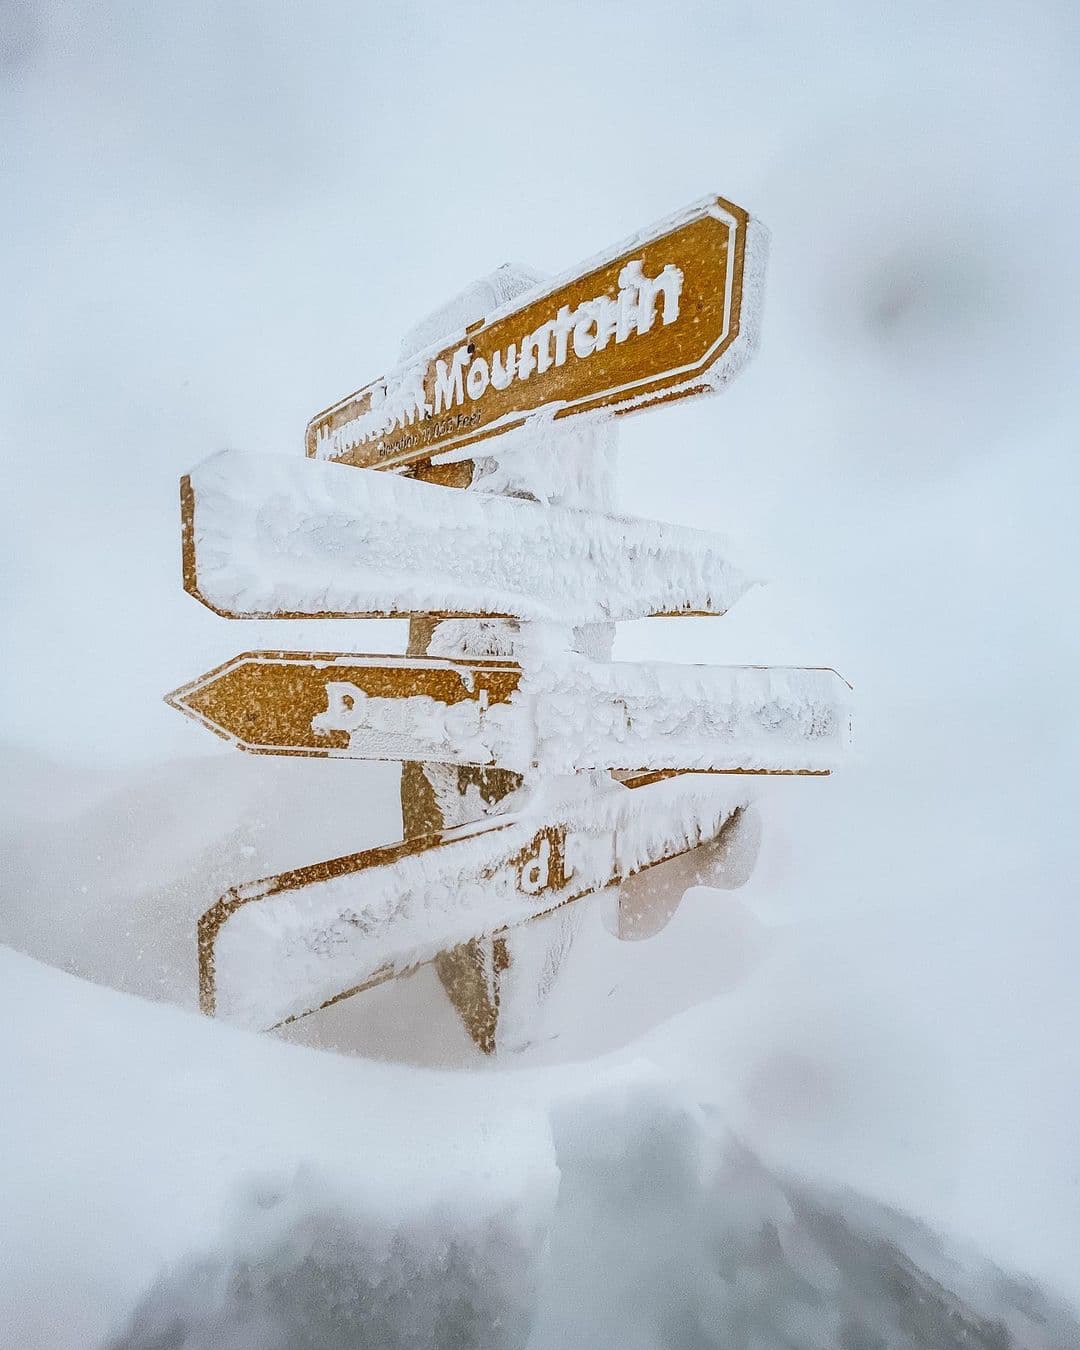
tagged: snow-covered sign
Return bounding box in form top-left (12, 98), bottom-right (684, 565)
top-left (305, 195), bottom-right (766, 472)
top-left (168, 190), bottom-right (850, 1050)
top-left (166, 651), bottom-right (850, 775)
top-left (180, 450), bottom-right (751, 621)
top-left (197, 775), bottom-right (751, 1029)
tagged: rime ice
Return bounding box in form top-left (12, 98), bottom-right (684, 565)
top-left (183, 448), bottom-right (754, 623)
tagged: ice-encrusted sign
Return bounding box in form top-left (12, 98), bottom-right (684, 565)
top-left (167, 651), bottom-right (849, 775)
top-left (306, 196), bottom-right (766, 472)
top-left (179, 448), bottom-right (752, 621)
top-left (197, 775), bottom-right (753, 1028)
top-left (169, 191), bottom-right (849, 1048)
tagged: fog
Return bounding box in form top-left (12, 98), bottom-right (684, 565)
top-left (3, 1), bottom-right (1080, 1343)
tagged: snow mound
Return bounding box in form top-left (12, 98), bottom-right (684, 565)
top-left (102, 1071), bottom-right (1080, 1350)
top-left (107, 1170), bottom-right (538, 1350)
top-left (537, 1081), bottom-right (1080, 1350)
top-left (4, 948), bottom-right (1077, 1350)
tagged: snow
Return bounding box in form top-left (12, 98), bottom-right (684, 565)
top-left (0, 946), bottom-right (556, 1350)
top-left (185, 448), bottom-right (752, 622)
top-left (5, 946), bottom-right (1078, 1350)
top-left (462, 419), bottom-right (620, 510)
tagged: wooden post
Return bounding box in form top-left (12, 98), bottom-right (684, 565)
top-left (397, 268), bottom-right (617, 1054)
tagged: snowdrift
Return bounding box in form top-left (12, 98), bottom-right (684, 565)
top-left (3, 948), bottom-right (1077, 1350)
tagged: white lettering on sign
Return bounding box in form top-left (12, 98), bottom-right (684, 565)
top-left (518, 837), bottom-right (553, 895)
top-left (314, 260), bottom-right (684, 460)
top-left (433, 348), bottom-right (468, 416)
top-left (311, 680), bottom-right (497, 763)
top-left (311, 681), bottom-right (374, 734)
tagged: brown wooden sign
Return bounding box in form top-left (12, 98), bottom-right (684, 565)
top-left (178, 451), bottom-right (750, 623)
top-left (197, 778), bottom-right (750, 1029)
top-left (165, 651), bottom-right (519, 758)
top-left (165, 652), bottom-right (849, 775)
top-left (305, 195), bottom-right (764, 472)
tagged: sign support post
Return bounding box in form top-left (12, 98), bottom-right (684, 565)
top-left (396, 265), bottom-right (617, 1055)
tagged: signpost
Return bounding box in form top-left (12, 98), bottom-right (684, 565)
top-left (170, 192), bottom-right (849, 1054)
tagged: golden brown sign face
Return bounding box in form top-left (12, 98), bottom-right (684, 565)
top-left (165, 651), bottom-right (520, 758)
top-left (166, 652), bottom-right (848, 775)
top-left (305, 195), bottom-right (762, 472)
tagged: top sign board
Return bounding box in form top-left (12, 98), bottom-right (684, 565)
top-left (306, 195), bottom-right (765, 472)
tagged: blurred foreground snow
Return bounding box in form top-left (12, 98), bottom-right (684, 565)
top-left (4, 946), bottom-right (1078, 1350)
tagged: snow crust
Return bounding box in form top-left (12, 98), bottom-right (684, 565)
top-left (185, 449), bottom-right (751, 622)
top-left (523, 659), bottom-right (848, 774)
top-left (213, 774), bottom-right (749, 1029)
top-left (316, 657), bottom-right (850, 773)
top-left (461, 417), bottom-right (620, 510)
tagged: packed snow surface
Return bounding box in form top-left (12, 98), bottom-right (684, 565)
top-left (184, 449), bottom-right (752, 622)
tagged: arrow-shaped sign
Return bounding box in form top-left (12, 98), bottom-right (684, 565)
top-left (182, 449), bottom-right (752, 622)
top-left (305, 195), bottom-right (766, 472)
top-left (166, 651), bottom-right (850, 775)
top-left (198, 775), bottom-right (751, 1029)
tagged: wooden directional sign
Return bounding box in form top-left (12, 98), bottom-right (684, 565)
top-left (180, 449), bottom-right (751, 623)
top-left (166, 651), bottom-right (850, 775)
top-left (198, 776), bottom-right (750, 1029)
top-left (165, 190), bottom-right (853, 1053)
top-left (305, 195), bottom-right (765, 472)
top-left (165, 652), bottom-right (519, 759)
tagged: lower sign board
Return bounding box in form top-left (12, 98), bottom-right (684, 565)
top-left (181, 449), bottom-right (751, 622)
top-left (305, 194), bottom-right (767, 472)
top-left (167, 652), bottom-right (851, 775)
top-left (198, 775), bottom-right (750, 1030)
